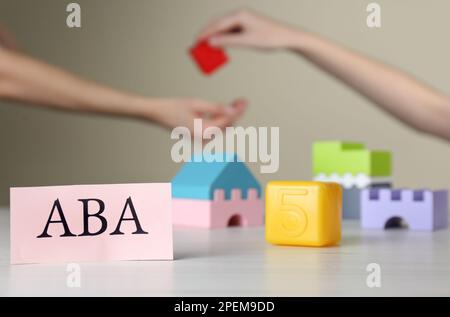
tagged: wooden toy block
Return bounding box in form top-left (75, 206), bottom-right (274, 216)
top-left (172, 188), bottom-right (263, 229)
top-left (190, 40), bottom-right (229, 75)
top-left (172, 153), bottom-right (263, 229)
top-left (265, 181), bottom-right (342, 247)
top-left (361, 188), bottom-right (449, 231)
top-left (313, 141), bottom-right (392, 177)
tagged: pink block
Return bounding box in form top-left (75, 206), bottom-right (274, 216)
top-left (10, 183), bottom-right (173, 264)
top-left (172, 189), bottom-right (264, 229)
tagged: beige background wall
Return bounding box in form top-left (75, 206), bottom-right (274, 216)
top-left (0, 0), bottom-right (449, 206)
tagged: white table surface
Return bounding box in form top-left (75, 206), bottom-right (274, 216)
top-left (1, 207), bottom-right (449, 297)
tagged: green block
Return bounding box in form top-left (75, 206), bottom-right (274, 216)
top-left (313, 141), bottom-right (392, 177)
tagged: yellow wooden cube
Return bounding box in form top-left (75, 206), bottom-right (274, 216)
top-left (265, 181), bottom-right (342, 247)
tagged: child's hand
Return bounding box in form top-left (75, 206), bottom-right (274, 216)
top-left (151, 98), bottom-right (248, 133)
top-left (197, 9), bottom-right (299, 51)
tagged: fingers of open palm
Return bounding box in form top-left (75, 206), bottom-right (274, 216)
top-left (206, 101), bottom-right (247, 130)
top-left (231, 99), bottom-right (248, 114)
top-left (187, 99), bottom-right (225, 118)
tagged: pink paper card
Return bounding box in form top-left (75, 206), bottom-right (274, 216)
top-left (10, 183), bottom-right (173, 264)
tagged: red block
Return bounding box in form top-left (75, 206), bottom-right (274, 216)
top-left (190, 40), bottom-right (229, 75)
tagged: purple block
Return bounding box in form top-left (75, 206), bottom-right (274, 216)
top-left (361, 188), bottom-right (448, 231)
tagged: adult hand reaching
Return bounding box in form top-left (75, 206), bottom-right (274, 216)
top-left (197, 8), bottom-right (450, 141)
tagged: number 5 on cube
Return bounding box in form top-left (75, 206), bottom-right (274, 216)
top-left (265, 181), bottom-right (342, 247)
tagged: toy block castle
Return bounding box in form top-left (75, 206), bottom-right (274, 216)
top-left (361, 188), bottom-right (448, 231)
top-left (313, 141), bottom-right (392, 219)
top-left (171, 153), bottom-right (263, 229)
